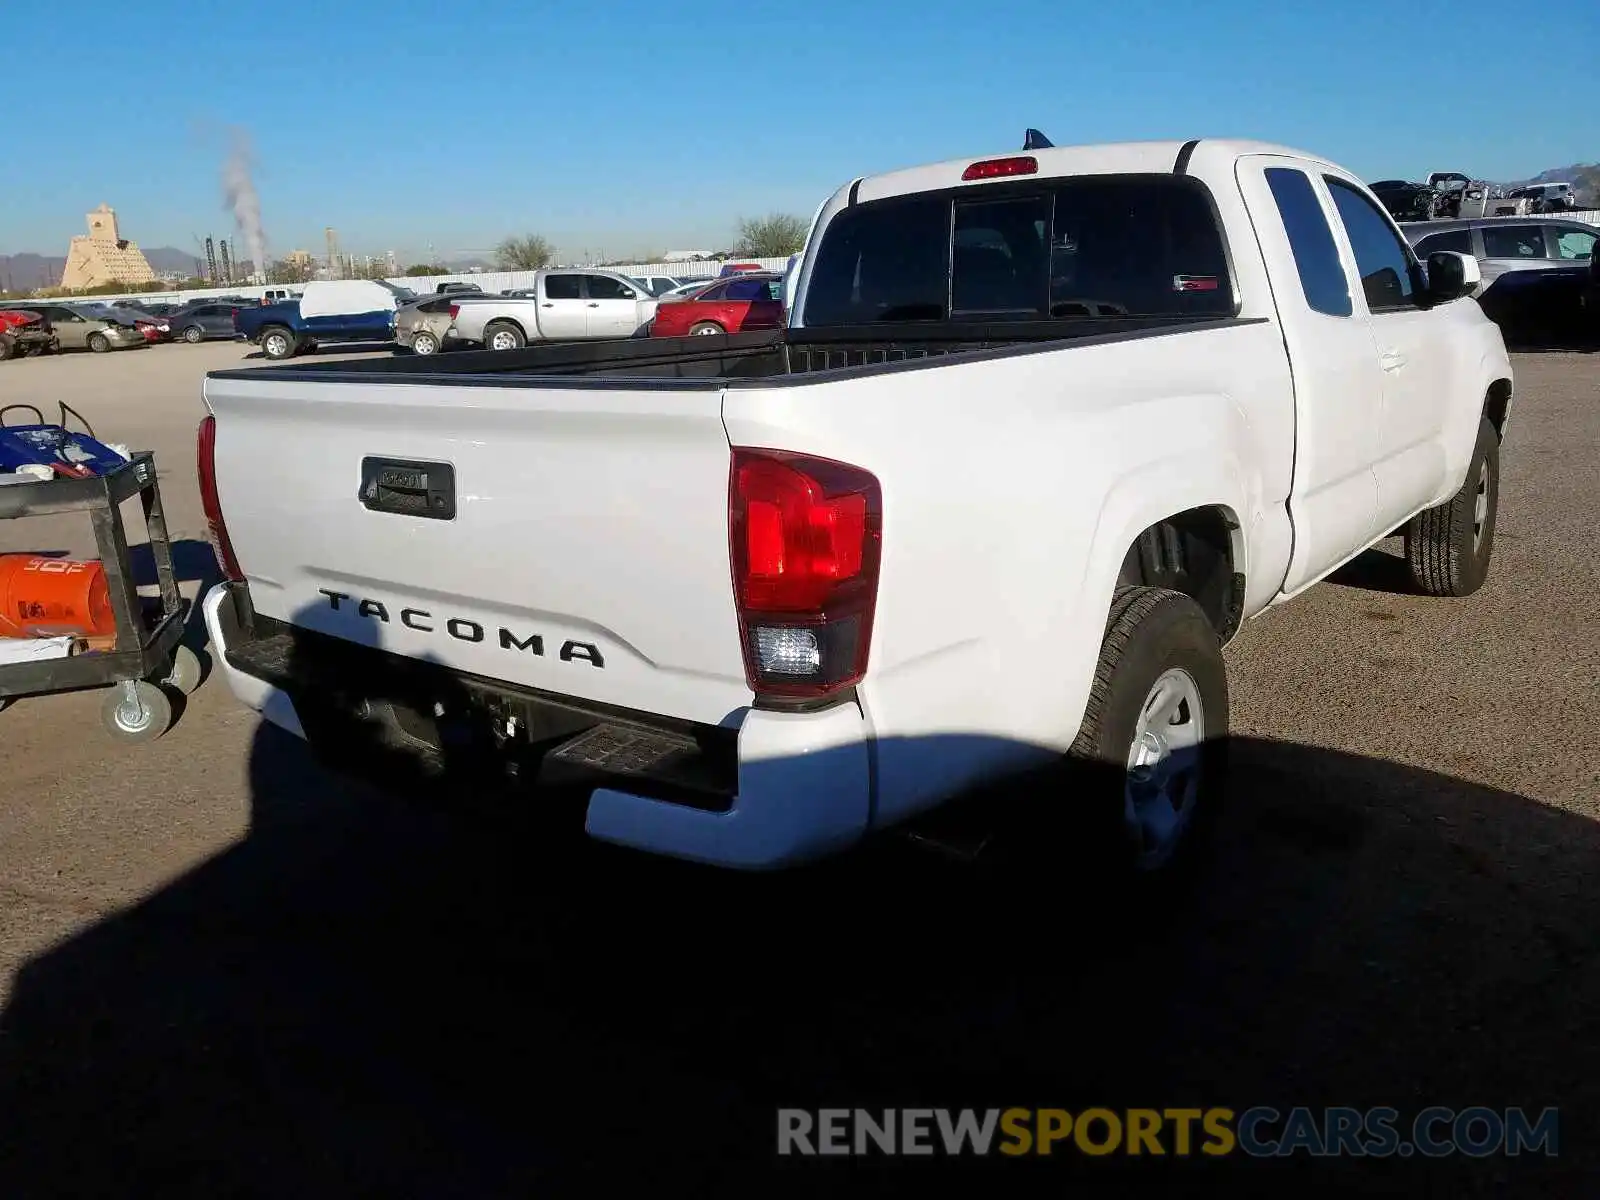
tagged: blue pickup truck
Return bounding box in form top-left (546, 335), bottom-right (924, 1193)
top-left (234, 279), bottom-right (415, 360)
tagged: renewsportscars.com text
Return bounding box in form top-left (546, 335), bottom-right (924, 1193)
top-left (777, 1106), bottom-right (1559, 1159)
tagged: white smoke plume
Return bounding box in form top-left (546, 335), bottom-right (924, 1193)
top-left (221, 127), bottom-right (267, 277)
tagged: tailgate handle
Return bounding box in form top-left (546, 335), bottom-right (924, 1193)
top-left (359, 457), bottom-right (456, 520)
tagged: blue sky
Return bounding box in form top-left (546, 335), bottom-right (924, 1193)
top-left (3, 0), bottom-right (1596, 263)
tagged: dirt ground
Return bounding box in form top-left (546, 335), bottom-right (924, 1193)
top-left (0, 341), bottom-right (1596, 1195)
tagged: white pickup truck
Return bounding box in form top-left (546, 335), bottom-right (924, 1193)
top-left (446, 269), bottom-right (659, 350)
top-left (197, 138), bottom-right (1512, 877)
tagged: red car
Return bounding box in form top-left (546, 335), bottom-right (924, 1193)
top-left (649, 272), bottom-right (784, 337)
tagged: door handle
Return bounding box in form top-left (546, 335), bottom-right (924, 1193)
top-left (541, 303), bottom-right (553, 308)
top-left (587, 302), bottom-right (599, 308)
top-left (1380, 349), bottom-right (1407, 373)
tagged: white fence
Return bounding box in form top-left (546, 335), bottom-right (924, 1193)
top-left (44, 257), bottom-right (796, 308)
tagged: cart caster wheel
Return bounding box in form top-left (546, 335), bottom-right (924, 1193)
top-left (162, 644), bottom-right (204, 696)
top-left (101, 680), bottom-right (174, 743)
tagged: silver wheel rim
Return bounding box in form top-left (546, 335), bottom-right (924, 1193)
top-left (1125, 667), bottom-right (1205, 869)
top-left (1472, 460), bottom-right (1490, 551)
top-left (112, 689), bottom-right (153, 733)
top-left (414, 335), bottom-right (437, 354)
top-left (489, 330), bottom-right (517, 350)
top-left (265, 333), bottom-right (289, 357)
top-left (694, 325), bottom-right (719, 335)
top-left (185, 327), bottom-right (202, 342)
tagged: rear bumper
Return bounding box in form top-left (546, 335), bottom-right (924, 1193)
top-left (201, 581), bottom-right (872, 869)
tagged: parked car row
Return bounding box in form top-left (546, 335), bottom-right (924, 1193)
top-left (388, 269), bottom-right (788, 356)
top-left (1400, 215), bottom-right (1598, 344)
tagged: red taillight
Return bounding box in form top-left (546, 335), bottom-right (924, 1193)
top-left (729, 449), bottom-right (882, 699)
top-left (961, 155), bottom-right (1038, 181)
top-left (196, 414), bottom-right (244, 583)
top-left (448, 303), bottom-right (460, 319)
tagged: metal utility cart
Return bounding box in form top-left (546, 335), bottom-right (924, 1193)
top-left (0, 426), bottom-right (200, 741)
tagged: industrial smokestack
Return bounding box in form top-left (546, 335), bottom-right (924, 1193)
top-left (222, 127), bottom-right (268, 279)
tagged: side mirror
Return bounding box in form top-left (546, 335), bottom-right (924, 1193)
top-left (1426, 250), bottom-right (1480, 302)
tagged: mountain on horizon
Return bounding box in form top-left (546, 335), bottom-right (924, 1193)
top-left (0, 245), bottom-right (205, 289)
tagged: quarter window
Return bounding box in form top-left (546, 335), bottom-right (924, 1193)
top-left (1553, 229), bottom-right (1595, 260)
top-left (1324, 177), bottom-right (1418, 311)
top-left (1264, 167), bottom-right (1352, 317)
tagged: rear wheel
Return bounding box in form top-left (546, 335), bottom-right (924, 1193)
top-left (410, 330), bottom-right (440, 355)
top-left (484, 321), bottom-right (525, 351)
top-left (689, 321), bottom-right (725, 336)
top-left (0, 334), bottom-right (13, 361)
top-left (87, 332), bottom-right (110, 353)
top-left (182, 325), bottom-right (204, 344)
top-left (260, 326), bottom-right (296, 360)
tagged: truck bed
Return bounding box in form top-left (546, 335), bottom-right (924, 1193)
top-left (208, 316), bottom-right (1260, 389)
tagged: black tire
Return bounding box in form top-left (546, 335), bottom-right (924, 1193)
top-left (0, 334), bottom-right (13, 362)
top-left (410, 330), bottom-right (440, 356)
top-left (689, 321), bottom-right (725, 336)
top-left (260, 326), bottom-right (297, 360)
top-left (1405, 416), bottom-right (1499, 597)
top-left (100, 680), bottom-right (174, 743)
top-left (182, 325), bottom-right (204, 344)
top-left (1052, 586), bottom-right (1229, 881)
top-left (87, 332), bottom-right (110, 353)
top-left (483, 321), bottom-right (525, 351)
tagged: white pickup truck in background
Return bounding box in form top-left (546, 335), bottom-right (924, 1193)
top-left (444, 269), bottom-right (659, 349)
top-left (197, 137), bottom-right (1512, 879)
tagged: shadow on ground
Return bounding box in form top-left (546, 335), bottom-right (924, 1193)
top-left (0, 622), bottom-right (1594, 1195)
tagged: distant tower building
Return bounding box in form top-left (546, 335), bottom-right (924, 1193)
top-left (204, 236), bottom-right (219, 283)
top-left (325, 227), bottom-right (341, 279)
top-left (386, 249), bottom-right (398, 274)
top-left (219, 240), bottom-right (233, 283)
top-left (60, 204), bottom-right (158, 290)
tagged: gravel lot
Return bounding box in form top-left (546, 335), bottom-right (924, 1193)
top-left (0, 341), bottom-right (1596, 1194)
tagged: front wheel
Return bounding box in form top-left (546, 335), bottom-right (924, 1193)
top-left (87, 333), bottom-right (110, 353)
top-left (1057, 587), bottom-right (1229, 880)
top-left (689, 321), bottom-right (725, 336)
top-left (182, 325), bottom-right (204, 344)
top-left (100, 680), bottom-right (174, 743)
top-left (1405, 416), bottom-right (1499, 597)
top-left (410, 330), bottom-right (440, 355)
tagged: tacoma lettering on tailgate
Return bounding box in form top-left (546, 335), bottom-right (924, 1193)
top-left (318, 589), bottom-right (605, 667)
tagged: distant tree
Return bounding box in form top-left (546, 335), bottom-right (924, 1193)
top-left (404, 263), bottom-right (450, 276)
top-left (495, 234), bottom-right (555, 271)
top-left (735, 213), bottom-right (807, 258)
top-left (267, 258), bottom-right (315, 285)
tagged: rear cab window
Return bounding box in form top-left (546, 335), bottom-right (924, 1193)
top-left (802, 174), bottom-right (1235, 327)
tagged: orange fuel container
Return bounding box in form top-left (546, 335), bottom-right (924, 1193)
top-left (0, 554), bottom-right (116, 639)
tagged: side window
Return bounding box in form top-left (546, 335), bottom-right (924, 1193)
top-left (1480, 225), bottom-right (1547, 260)
top-left (1553, 228), bottom-right (1595, 260)
top-left (1324, 177), bottom-right (1418, 311)
top-left (544, 275), bottom-right (582, 300)
top-left (723, 278), bottom-right (769, 301)
top-left (1414, 229), bottom-right (1472, 257)
top-left (1264, 167), bottom-right (1353, 317)
top-left (803, 194), bottom-right (951, 325)
top-left (585, 275), bottom-right (635, 300)
top-left (696, 281), bottom-right (730, 302)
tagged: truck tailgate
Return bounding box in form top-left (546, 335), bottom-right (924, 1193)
top-left (204, 373), bottom-right (753, 725)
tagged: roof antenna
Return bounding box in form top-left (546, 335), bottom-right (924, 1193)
top-left (1023, 128), bottom-right (1054, 150)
